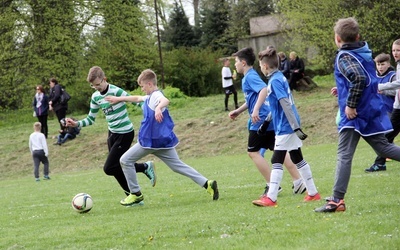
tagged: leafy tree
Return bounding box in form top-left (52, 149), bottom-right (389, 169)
top-left (199, 0), bottom-right (230, 51)
top-left (162, 1), bottom-right (197, 50)
top-left (278, 0), bottom-right (400, 72)
top-left (84, 0), bottom-right (157, 91)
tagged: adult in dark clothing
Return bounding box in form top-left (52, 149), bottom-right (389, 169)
top-left (33, 85), bottom-right (49, 138)
top-left (48, 78), bottom-right (68, 130)
top-left (288, 52), bottom-right (305, 91)
top-left (278, 52), bottom-right (291, 79)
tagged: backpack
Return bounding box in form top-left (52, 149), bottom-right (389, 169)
top-left (60, 87), bottom-right (71, 105)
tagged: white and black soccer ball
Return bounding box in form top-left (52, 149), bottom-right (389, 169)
top-left (71, 193), bottom-right (93, 213)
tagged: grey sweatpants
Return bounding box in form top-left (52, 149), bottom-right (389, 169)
top-left (32, 150), bottom-right (49, 178)
top-left (333, 128), bottom-right (400, 199)
top-left (120, 143), bottom-right (208, 193)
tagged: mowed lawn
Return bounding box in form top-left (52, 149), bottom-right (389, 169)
top-left (1, 141), bottom-right (399, 249)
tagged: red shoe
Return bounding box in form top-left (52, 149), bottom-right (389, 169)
top-left (252, 195), bottom-right (277, 207)
top-left (304, 193), bottom-right (321, 202)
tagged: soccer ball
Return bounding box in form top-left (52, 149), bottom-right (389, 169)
top-left (71, 193), bottom-right (93, 213)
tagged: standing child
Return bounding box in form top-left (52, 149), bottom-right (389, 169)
top-left (29, 122), bottom-right (50, 181)
top-left (228, 47), bottom-right (306, 206)
top-left (66, 66), bottom-right (155, 198)
top-left (253, 46), bottom-right (320, 207)
top-left (365, 52), bottom-right (396, 172)
top-left (315, 18), bottom-right (400, 213)
top-left (222, 58), bottom-right (239, 111)
top-left (105, 69), bottom-right (219, 206)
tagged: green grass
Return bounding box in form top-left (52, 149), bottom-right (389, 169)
top-left (1, 76), bottom-right (399, 249)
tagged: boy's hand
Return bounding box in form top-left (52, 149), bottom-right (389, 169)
top-left (330, 87), bottom-right (338, 97)
top-left (345, 106), bottom-right (357, 119)
top-left (65, 118), bottom-right (77, 127)
top-left (294, 128), bottom-right (308, 140)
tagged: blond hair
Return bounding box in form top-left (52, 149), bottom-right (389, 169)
top-left (137, 69), bottom-right (157, 86)
top-left (34, 122), bottom-right (41, 131)
top-left (87, 66), bottom-right (105, 83)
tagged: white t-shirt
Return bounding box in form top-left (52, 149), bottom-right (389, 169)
top-left (29, 131), bottom-right (49, 156)
top-left (222, 66), bottom-right (233, 88)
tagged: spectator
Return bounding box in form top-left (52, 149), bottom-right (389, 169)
top-left (33, 85), bottom-right (49, 138)
top-left (221, 58), bottom-right (239, 111)
top-left (288, 52), bottom-right (305, 91)
top-left (49, 78), bottom-right (68, 130)
top-left (55, 118), bottom-right (81, 145)
top-left (278, 52), bottom-right (290, 79)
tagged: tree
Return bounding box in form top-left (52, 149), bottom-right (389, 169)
top-left (162, 1), bottom-right (197, 49)
top-left (199, 0), bottom-right (230, 52)
top-left (84, 0), bottom-right (157, 91)
top-left (277, 0), bottom-right (400, 72)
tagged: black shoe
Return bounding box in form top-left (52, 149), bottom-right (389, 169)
top-left (365, 164), bottom-right (386, 172)
top-left (262, 185), bottom-right (282, 196)
top-left (314, 198), bottom-right (346, 212)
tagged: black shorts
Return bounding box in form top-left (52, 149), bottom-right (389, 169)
top-left (224, 85), bottom-right (236, 95)
top-left (247, 130), bottom-right (275, 152)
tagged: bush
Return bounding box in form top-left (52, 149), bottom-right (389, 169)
top-left (163, 48), bottom-right (224, 97)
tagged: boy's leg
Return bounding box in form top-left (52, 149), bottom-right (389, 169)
top-left (155, 148), bottom-right (208, 186)
top-left (120, 143), bottom-right (150, 194)
top-left (32, 151), bottom-right (41, 179)
top-left (41, 153), bottom-right (50, 177)
top-left (288, 148), bottom-right (319, 199)
top-left (333, 129), bottom-right (360, 199)
top-left (364, 133), bottom-right (400, 162)
top-left (104, 131), bottom-right (134, 195)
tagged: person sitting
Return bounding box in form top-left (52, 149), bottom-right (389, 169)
top-left (278, 52), bottom-right (291, 80)
top-left (55, 118), bottom-right (80, 145)
top-left (288, 51), bottom-right (305, 91)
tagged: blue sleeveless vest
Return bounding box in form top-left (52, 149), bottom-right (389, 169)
top-left (138, 94), bottom-right (179, 149)
top-left (335, 50), bottom-right (393, 136)
top-left (377, 71), bottom-right (396, 113)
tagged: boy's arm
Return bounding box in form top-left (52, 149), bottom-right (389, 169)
top-left (279, 98), bottom-right (307, 140)
top-left (105, 95), bottom-right (144, 104)
top-left (338, 54), bottom-right (366, 109)
top-left (154, 96), bottom-right (170, 123)
top-left (251, 87), bottom-right (268, 124)
top-left (378, 79), bottom-right (400, 91)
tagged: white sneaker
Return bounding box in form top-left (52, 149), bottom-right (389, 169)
top-left (292, 181), bottom-right (307, 194)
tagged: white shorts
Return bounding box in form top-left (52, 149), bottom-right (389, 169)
top-left (274, 133), bottom-right (303, 151)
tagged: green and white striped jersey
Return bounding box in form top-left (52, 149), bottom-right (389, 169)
top-left (78, 84), bottom-right (134, 134)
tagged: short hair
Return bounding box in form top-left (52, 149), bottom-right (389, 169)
top-left (334, 17), bottom-right (359, 43)
top-left (233, 47), bottom-right (256, 66)
top-left (49, 77), bottom-right (58, 85)
top-left (374, 53), bottom-right (391, 63)
top-left (137, 69), bottom-right (157, 86)
top-left (34, 122), bottom-right (41, 130)
top-left (259, 46), bottom-right (279, 68)
top-left (278, 52), bottom-right (286, 59)
top-left (393, 39), bottom-right (400, 46)
top-left (87, 66), bottom-right (105, 83)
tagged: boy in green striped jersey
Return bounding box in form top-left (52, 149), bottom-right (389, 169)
top-left (66, 66), bottom-right (156, 198)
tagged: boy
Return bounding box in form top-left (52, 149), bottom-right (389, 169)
top-left (228, 47), bottom-right (306, 206)
top-left (105, 69), bottom-right (219, 206)
top-left (254, 46), bottom-right (320, 207)
top-left (315, 18), bottom-right (400, 213)
top-left (365, 53), bottom-right (396, 172)
top-left (221, 58), bottom-right (239, 111)
top-left (55, 118), bottom-right (81, 145)
top-left (29, 122), bottom-right (50, 181)
top-left (66, 66), bottom-right (155, 198)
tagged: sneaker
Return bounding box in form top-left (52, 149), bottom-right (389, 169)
top-left (304, 193), bottom-right (321, 202)
top-left (144, 161), bottom-right (156, 187)
top-left (35, 178), bottom-right (40, 182)
top-left (292, 182), bottom-right (307, 194)
top-left (43, 176), bottom-right (51, 180)
top-left (252, 195), bottom-right (277, 207)
top-left (314, 198), bottom-right (346, 212)
top-left (262, 185), bottom-right (282, 197)
top-left (120, 194), bottom-right (144, 206)
top-left (365, 164), bottom-right (386, 172)
top-left (206, 180), bottom-right (219, 200)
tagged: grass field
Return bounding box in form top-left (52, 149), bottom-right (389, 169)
top-left (1, 75), bottom-right (399, 249)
